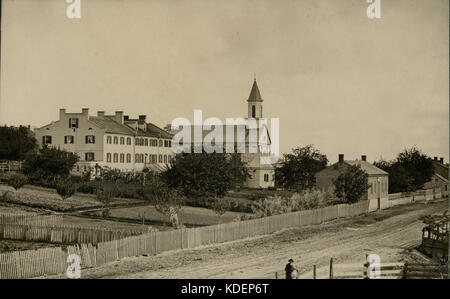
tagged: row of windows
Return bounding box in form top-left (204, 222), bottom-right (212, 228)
top-left (106, 136), bottom-right (132, 145)
top-left (106, 153), bottom-right (172, 164)
top-left (43, 135), bottom-right (95, 145)
top-left (105, 136), bottom-right (172, 148)
top-left (134, 137), bottom-right (171, 148)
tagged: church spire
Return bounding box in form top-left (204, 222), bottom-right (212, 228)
top-left (247, 78), bottom-right (263, 119)
top-left (247, 78), bottom-right (263, 102)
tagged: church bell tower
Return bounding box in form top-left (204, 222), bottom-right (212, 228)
top-left (247, 78), bottom-right (263, 119)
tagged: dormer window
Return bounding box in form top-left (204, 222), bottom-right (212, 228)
top-left (69, 118), bottom-right (79, 128)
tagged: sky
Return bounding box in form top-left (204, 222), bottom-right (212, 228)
top-left (0, 0), bottom-right (448, 163)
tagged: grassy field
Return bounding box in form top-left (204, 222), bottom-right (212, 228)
top-left (87, 205), bottom-right (248, 227)
top-left (62, 214), bottom-right (166, 231)
top-left (0, 239), bottom-right (60, 253)
top-left (0, 184), bottom-right (145, 212)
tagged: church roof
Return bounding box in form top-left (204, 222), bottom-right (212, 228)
top-left (247, 80), bottom-right (263, 102)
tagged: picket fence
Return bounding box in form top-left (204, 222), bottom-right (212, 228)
top-left (0, 200), bottom-right (369, 278)
top-left (0, 223), bottom-right (149, 245)
top-left (0, 213), bottom-right (63, 226)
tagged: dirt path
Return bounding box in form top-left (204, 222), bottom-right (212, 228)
top-left (62, 200), bottom-right (447, 279)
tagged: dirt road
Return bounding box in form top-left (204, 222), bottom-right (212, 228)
top-left (71, 199), bottom-right (447, 279)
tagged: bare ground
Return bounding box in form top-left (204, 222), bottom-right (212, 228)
top-left (53, 199), bottom-right (448, 279)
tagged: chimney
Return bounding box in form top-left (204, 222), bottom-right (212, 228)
top-left (124, 115), bottom-right (129, 121)
top-left (82, 108), bottom-right (89, 115)
top-left (434, 156), bottom-right (438, 161)
top-left (138, 115), bottom-right (146, 122)
top-left (361, 155), bottom-right (367, 162)
top-left (115, 111), bottom-right (123, 124)
top-left (59, 108), bottom-right (66, 120)
top-left (440, 157), bottom-right (444, 164)
top-left (97, 111), bottom-right (105, 117)
top-left (338, 154), bottom-right (344, 163)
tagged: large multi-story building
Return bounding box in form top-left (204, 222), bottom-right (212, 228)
top-left (34, 108), bottom-right (174, 175)
top-left (34, 80), bottom-right (275, 188)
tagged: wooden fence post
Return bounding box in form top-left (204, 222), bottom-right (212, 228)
top-left (364, 254), bottom-right (370, 279)
top-left (313, 265), bottom-right (316, 279)
top-left (402, 262), bottom-right (408, 279)
top-left (329, 258), bottom-right (333, 279)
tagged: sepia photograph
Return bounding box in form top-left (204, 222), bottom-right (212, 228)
top-left (0, 0), bottom-right (448, 287)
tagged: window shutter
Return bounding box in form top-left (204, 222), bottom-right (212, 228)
top-left (92, 136), bottom-right (95, 144)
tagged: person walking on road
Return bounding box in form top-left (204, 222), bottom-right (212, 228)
top-left (285, 259), bottom-right (298, 279)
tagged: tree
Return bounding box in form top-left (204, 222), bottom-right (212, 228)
top-left (396, 147), bottom-right (434, 191)
top-left (0, 126), bottom-right (38, 161)
top-left (7, 173), bottom-right (28, 191)
top-left (22, 146), bottom-right (79, 179)
top-left (210, 197), bottom-right (231, 223)
top-left (56, 178), bottom-right (76, 200)
top-left (275, 145), bottom-right (328, 191)
top-left (374, 147), bottom-right (434, 193)
top-left (95, 183), bottom-right (118, 218)
top-left (333, 165), bottom-right (369, 204)
top-left (162, 151), bottom-right (250, 199)
top-left (143, 183), bottom-right (184, 228)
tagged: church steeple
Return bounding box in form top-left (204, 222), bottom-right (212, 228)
top-left (247, 78), bottom-right (263, 119)
top-left (248, 79), bottom-right (263, 102)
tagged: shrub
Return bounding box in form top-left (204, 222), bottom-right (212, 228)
top-left (210, 197), bottom-right (231, 221)
top-left (251, 189), bottom-right (339, 218)
top-left (56, 179), bottom-right (76, 200)
top-left (76, 182), bottom-right (97, 194)
top-left (7, 173), bottom-right (28, 191)
top-left (251, 195), bottom-right (290, 218)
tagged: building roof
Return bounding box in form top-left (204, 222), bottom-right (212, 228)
top-left (89, 116), bottom-right (173, 138)
top-left (88, 116), bottom-right (135, 135)
top-left (434, 173), bottom-right (449, 183)
top-left (344, 160), bottom-right (389, 176)
top-left (247, 80), bottom-right (263, 102)
top-left (145, 122), bottom-right (174, 139)
top-left (433, 160), bottom-right (449, 180)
